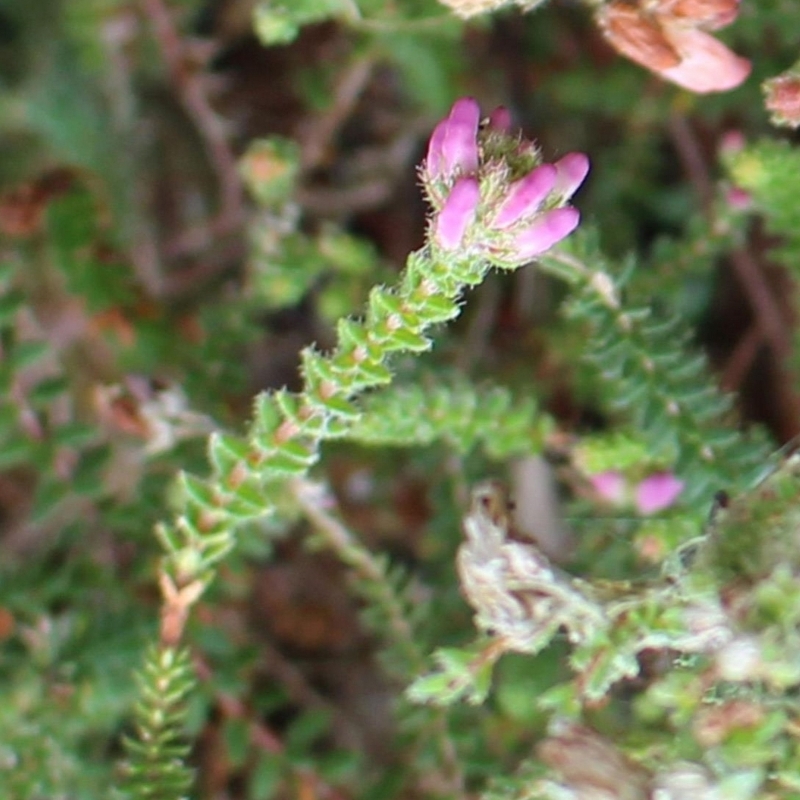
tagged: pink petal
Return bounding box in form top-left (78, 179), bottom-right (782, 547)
top-left (426, 98), bottom-right (481, 180)
top-left (513, 206), bottom-right (580, 259)
top-left (660, 27), bottom-right (750, 93)
top-left (590, 471), bottom-right (627, 504)
top-left (442, 98), bottom-right (481, 174)
top-left (635, 472), bottom-right (685, 515)
top-left (425, 119), bottom-right (449, 177)
top-left (553, 153), bottom-right (590, 200)
top-left (434, 177), bottom-right (480, 250)
top-left (492, 164), bottom-right (557, 229)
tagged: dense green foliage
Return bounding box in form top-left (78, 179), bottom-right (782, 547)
top-left (3, 0), bottom-right (800, 798)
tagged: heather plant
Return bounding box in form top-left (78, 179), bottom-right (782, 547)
top-left (3, 0), bottom-right (800, 799)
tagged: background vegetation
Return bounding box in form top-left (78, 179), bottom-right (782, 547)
top-left (2, 0), bottom-right (800, 797)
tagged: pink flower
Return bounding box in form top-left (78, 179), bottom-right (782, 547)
top-left (512, 207), bottom-right (581, 259)
top-left (434, 177), bottom-right (480, 250)
top-left (590, 471), bottom-right (627, 504)
top-left (491, 164), bottom-right (557, 229)
top-left (726, 186), bottom-right (751, 211)
top-left (635, 472), bottom-right (685, 514)
top-left (660, 27), bottom-right (750, 94)
top-left (425, 98), bottom-right (480, 180)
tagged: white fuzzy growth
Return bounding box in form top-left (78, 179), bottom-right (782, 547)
top-left (437, 0), bottom-right (546, 19)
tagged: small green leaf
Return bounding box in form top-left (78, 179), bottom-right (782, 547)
top-left (367, 286), bottom-right (403, 321)
top-left (419, 295), bottom-right (459, 323)
top-left (179, 473), bottom-right (216, 510)
top-left (12, 341), bottom-right (49, 369)
top-left (208, 433), bottom-right (250, 475)
top-left (254, 393), bottom-right (283, 437)
top-left (29, 376), bottom-right (68, 406)
top-left (285, 710), bottom-right (331, 757)
top-left (388, 328), bottom-right (430, 353)
top-left (0, 436), bottom-right (37, 468)
top-left (336, 318), bottom-right (370, 350)
top-left (222, 717), bottom-right (250, 769)
top-left (0, 290), bottom-right (24, 325)
top-left (249, 754), bottom-right (284, 800)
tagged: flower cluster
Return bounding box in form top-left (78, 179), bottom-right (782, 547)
top-left (597, 0), bottom-right (750, 94)
top-left (591, 469), bottom-right (685, 514)
top-left (421, 98), bottom-right (589, 267)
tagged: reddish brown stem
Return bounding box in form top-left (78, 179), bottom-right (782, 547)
top-left (139, 0), bottom-right (243, 232)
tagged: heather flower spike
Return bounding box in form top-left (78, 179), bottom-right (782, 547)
top-left (435, 177), bottom-right (480, 250)
top-left (423, 97), bottom-right (588, 265)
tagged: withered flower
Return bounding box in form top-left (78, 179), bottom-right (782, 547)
top-left (597, 0), bottom-right (749, 94)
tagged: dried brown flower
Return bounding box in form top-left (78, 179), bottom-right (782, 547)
top-left (597, 0), bottom-right (750, 93)
top-left (457, 482), bottom-right (606, 653)
top-left (538, 721), bottom-right (652, 800)
top-left (652, 0), bottom-right (740, 29)
top-left (598, 2), bottom-right (681, 72)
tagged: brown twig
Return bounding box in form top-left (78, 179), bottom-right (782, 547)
top-left (193, 656), bottom-right (351, 800)
top-left (139, 0), bottom-right (244, 244)
top-left (298, 55), bottom-right (376, 173)
top-left (667, 115), bottom-right (793, 365)
top-left (727, 247), bottom-right (792, 359)
top-left (667, 112), bottom-right (714, 211)
top-left (719, 324), bottom-right (762, 393)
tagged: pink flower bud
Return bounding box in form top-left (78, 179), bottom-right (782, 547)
top-left (425, 98), bottom-right (481, 180)
top-left (590, 471), bottom-right (627, 504)
top-left (726, 186), bottom-right (751, 211)
top-left (491, 164), bottom-right (557, 229)
top-left (512, 206), bottom-right (580, 259)
top-left (434, 177), bottom-right (480, 250)
top-left (553, 153), bottom-right (591, 200)
top-left (487, 106), bottom-right (512, 132)
top-left (719, 130), bottom-right (746, 156)
top-left (635, 472), bottom-right (684, 514)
